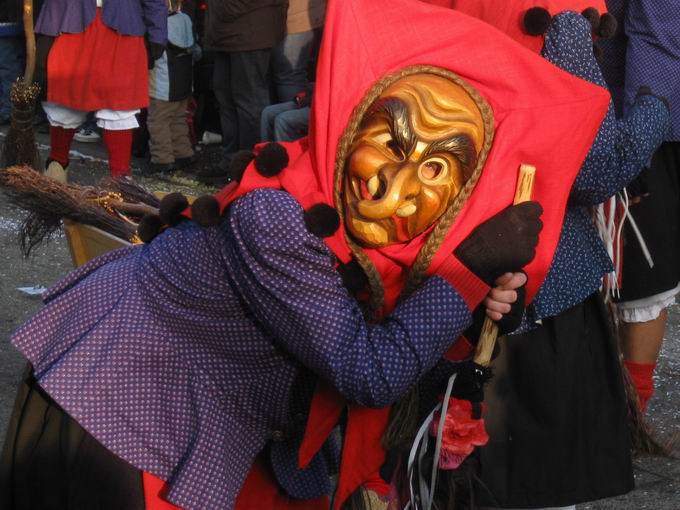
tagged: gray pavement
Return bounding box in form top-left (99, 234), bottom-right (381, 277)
top-left (0, 131), bottom-right (678, 508)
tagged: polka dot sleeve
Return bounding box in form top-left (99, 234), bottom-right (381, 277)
top-left (222, 189), bottom-right (473, 408)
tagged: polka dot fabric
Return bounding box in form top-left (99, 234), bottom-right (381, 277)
top-left (518, 11), bottom-right (669, 325)
top-left (12, 189), bottom-right (473, 509)
top-left (623, 0), bottom-right (680, 141)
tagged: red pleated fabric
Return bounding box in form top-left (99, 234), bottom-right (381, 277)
top-left (47, 9), bottom-right (148, 111)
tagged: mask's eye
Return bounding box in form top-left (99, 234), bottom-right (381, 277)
top-left (371, 133), bottom-right (404, 160)
top-left (419, 157), bottom-right (448, 183)
top-left (385, 138), bottom-right (404, 160)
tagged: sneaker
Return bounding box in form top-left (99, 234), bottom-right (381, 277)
top-left (201, 131), bottom-right (223, 145)
top-left (74, 127), bottom-right (101, 143)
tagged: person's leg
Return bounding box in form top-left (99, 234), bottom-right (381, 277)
top-left (147, 98), bottom-right (176, 165)
top-left (96, 109), bottom-right (140, 178)
top-left (272, 106), bottom-right (311, 142)
top-left (212, 52), bottom-right (238, 160)
top-left (271, 31), bottom-right (315, 103)
top-left (0, 36), bottom-right (24, 123)
top-left (617, 286), bottom-right (679, 410)
top-left (620, 310), bottom-right (668, 363)
top-left (42, 101), bottom-right (88, 169)
top-left (260, 101), bottom-right (297, 142)
top-left (169, 98), bottom-right (194, 161)
top-left (230, 49), bottom-right (272, 151)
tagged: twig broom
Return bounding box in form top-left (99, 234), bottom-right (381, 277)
top-left (0, 0), bottom-right (40, 169)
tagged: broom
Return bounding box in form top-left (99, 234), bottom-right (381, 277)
top-left (0, 0), bottom-right (40, 169)
top-left (0, 165), bottom-right (159, 256)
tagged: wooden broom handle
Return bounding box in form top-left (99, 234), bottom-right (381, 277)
top-left (23, 0), bottom-right (36, 85)
top-left (473, 164), bottom-right (536, 367)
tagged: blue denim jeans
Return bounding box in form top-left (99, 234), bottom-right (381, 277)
top-left (271, 30), bottom-right (318, 103)
top-left (0, 36), bottom-right (25, 121)
top-left (260, 101), bottom-right (310, 142)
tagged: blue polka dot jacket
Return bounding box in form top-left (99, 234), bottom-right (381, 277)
top-left (521, 12), bottom-right (669, 326)
top-left (11, 189), bottom-right (486, 510)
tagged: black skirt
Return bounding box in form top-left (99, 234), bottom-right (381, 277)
top-left (619, 142), bottom-right (680, 302)
top-left (0, 369), bottom-right (145, 510)
top-left (475, 294), bottom-right (633, 508)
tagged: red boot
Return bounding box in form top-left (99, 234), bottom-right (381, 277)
top-left (48, 126), bottom-right (76, 167)
top-left (103, 129), bottom-right (133, 178)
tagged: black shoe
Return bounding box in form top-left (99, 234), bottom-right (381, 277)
top-left (174, 155), bottom-right (197, 172)
top-left (196, 163), bottom-right (231, 187)
top-left (140, 161), bottom-right (175, 177)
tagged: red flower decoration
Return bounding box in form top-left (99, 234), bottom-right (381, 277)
top-left (430, 398), bottom-right (489, 470)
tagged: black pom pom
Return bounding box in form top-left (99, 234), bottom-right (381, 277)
top-left (581, 7), bottom-right (600, 31)
top-left (137, 214), bottom-right (163, 243)
top-left (593, 42), bottom-right (604, 63)
top-left (523, 7), bottom-right (551, 36)
top-left (337, 259), bottom-right (369, 294)
top-left (304, 203), bottom-right (340, 238)
top-left (598, 13), bottom-right (617, 39)
top-left (254, 143), bottom-right (289, 177)
top-left (191, 195), bottom-right (222, 227)
top-left (159, 192), bottom-right (189, 226)
top-left (228, 150), bottom-right (255, 182)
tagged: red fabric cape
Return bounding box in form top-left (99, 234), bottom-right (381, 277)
top-left (422, 0), bottom-right (608, 54)
top-left (181, 0), bottom-right (610, 507)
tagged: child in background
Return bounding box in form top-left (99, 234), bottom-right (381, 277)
top-left (146, 0), bottom-right (201, 175)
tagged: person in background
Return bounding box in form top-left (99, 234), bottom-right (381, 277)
top-left (145, 0), bottom-right (201, 175)
top-left (197, 0), bottom-right (287, 185)
top-left (271, 0), bottom-right (325, 103)
top-left (0, 0), bottom-right (24, 126)
top-left (259, 85), bottom-right (312, 143)
top-left (603, 0), bottom-right (680, 413)
top-left (36, 0), bottom-right (167, 182)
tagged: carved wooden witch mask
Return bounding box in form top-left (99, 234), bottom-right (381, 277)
top-left (342, 68), bottom-right (492, 247)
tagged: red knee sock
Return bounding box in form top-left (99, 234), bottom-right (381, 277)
top-left (48, 126), bottom-right (76, 167)
top-left (103, 129), bottom-right (133, 178)
top-left (624, 360), bottom-right (656, 412)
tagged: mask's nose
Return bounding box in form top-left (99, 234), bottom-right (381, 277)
top-left (356, 163), bottom-right (421, 220)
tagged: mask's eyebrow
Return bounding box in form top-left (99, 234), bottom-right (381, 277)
top-left (367, 98), bottom-right (416, 157)
top-left (424, 134), bottom-right (478, 180)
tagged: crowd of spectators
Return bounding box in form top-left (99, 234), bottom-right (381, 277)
top-left (0, 0), bottom-right (324, 183)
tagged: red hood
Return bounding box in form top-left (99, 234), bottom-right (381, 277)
top-left (206, 2), bottom-right (610, 505)
top-left (306, 0), bottom-right (609, 303)
top-left (423, 0), bottom-right (607, 53)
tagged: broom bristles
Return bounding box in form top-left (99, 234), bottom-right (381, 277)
top-left (0, 80), bottom-right (40, 169)
top-left (0, 165), bottom-right (137, 256)
top-left (99, 176), bottom-right (161, 208)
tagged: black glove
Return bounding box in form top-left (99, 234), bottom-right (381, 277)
top-left (636, 85), bottom-right (670, 112)
top-left (455, 202), bottom-right (543, 284)
top-left (147, 42), bottom-right (166, 69)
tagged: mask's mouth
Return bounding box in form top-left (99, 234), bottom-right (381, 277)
top-left (350, 164), bottom-right (424, 221)
top-left (352, 174), bottom-right (419, 218)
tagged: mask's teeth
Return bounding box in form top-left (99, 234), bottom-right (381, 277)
top-left (351, 177), bottom-right (361, 198)
top-left (396, 203), bottom-right (417, 217)
top-left (367, 175), bottom-right (380, 198)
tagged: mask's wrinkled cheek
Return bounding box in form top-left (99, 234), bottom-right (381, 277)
top-left (411, 185), bottom-right (451, 235)
top-left (348, 144), bottom-right (388, 183)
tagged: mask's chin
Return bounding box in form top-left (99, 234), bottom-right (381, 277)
top-left (346, 215), bottom-right (391, 247)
